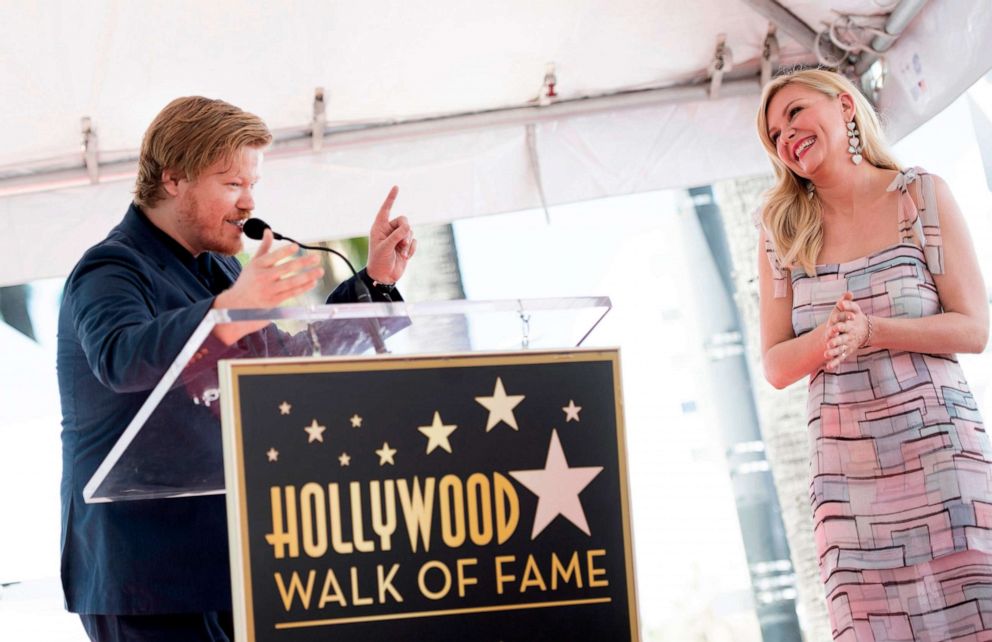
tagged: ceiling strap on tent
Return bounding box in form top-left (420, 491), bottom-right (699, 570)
top-left (708, 34), bottom-right (732, 99)
top-left (814, 12), bottom-right (887, 68)
top-left (539, 63), bottom-right (558, 107)
top-left (312, 87), bottom-right (326, 152)
top-left (740, 0), bottom-right (847, 67)
top-left (814, 0), bottom-right (928, 73)
top-left (525, 123), bottom-right (551, 224)
top-left (761, 24), bottom-right (779, 87)
top-left (81, 117), bottom-right (99, 184)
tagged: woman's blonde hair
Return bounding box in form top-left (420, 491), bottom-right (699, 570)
top-left (755, 68), bottom-right (900, 275)
top-left (134, 96), bottom-right (272, 209)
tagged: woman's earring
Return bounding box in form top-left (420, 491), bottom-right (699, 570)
top-left (847, 121), bottom-right (863, 165)
top-left (807, 181), bottom-right (815, 200)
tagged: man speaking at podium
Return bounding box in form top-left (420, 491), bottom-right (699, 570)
top-left (56, 96), bottom-right (415, 641)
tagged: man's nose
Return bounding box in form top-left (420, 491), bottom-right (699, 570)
top-left (238, 188), bottom-right (254, 211)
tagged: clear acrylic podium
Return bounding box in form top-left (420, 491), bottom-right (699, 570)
top-left (82, 297), bottom-right (611, 504)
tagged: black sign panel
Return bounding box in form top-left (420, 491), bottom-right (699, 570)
top-left (221, 349), bottom-right (638, 641)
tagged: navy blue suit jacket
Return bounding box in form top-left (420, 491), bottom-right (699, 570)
top-left (57, 203), bottom-right (394, 614)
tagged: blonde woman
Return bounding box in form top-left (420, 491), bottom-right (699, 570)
top-left (756, 68), bottom-right (990, 640)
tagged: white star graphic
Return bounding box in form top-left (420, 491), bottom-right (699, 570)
top-left (338, 452), bottom-right (351, 467)
top-left (418, 411), bottom-right (458, 455)
top-left (376, 442), bottom-right (397, 466)
top-left (303, 419), bottom-right (327, 443)
top-left (266, 448), bottom-right (279, 462)
top-left (509, 429), bottom-right (603, 539)
top-left (562, 400), bottom-right (582, 423)
top-left (475, 377), bottom-right (525, 432)
top-left (279, 401), bottom-right (291, 415)
top-left (350, 414), bottom-right (363, 428)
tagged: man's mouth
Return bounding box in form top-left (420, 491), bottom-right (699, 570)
top-left (793, 136), bottom-right (816, 161)
top-left (226, 218), bottom-right (247, 229)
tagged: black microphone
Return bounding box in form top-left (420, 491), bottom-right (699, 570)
top-left (242, 218), bottom-right (362, 286)
top-left (241, 218), bottom-right (387, 353)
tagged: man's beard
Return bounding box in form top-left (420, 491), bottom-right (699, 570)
top-left (176, 191), bottom-right (245, 256)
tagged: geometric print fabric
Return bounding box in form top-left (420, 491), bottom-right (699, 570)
top-left (767, 169), bottom-right (992, 640)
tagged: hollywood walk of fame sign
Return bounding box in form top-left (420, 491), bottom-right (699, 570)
top-left (220, 349), bottom-right (638, 641)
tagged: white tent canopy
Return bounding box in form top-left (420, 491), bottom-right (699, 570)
top-left (1, 0), bottom-right (990, 286)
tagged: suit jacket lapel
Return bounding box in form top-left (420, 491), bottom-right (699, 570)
top-left (213, 255), bottom-right (241, 290)
top-left (118, 204), bottom-right (213, 304)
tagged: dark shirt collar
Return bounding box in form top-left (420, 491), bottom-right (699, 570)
top-left (129, 202), bottom-right (230, 293)
top-left (131, 202), bottom-right (199, 268)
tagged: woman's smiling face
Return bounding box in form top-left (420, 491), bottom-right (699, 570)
top-left (765, 83), bottom-right (853, 178)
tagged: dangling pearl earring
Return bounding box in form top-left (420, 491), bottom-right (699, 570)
top-left (847, 120), bottom-right (863, 165)
top-left (806, 180), bottom-right (815, 200)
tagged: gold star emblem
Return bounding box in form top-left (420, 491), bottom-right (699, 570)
top-left (375, 442), bottom-right (397, 466)
top-left (338, 452), bottom-right (351, 467)
top-left (418, 411), bottom-right (458, 454)
top-left (562, 400), bottom-right (582, 422)
top-left (303, 419), bottom-right (326, 443)
top-left (350, 414), bottom-right (363, 428)
top-left (475, 377), bottom-right (525, 432)
top-left (266, 448), bottom-right (279, 462)
top-left (279, 401), bottom-right (291, 415)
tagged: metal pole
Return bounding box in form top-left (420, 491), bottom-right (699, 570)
top-left (689, 185), bottom-right (802, 642)
top-left (853, 0), bottom-right (929, 75)
top-left (0, 79), bottom-right (762, 199)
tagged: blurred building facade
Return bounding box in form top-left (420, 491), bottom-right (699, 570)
top-left (714, 175), bottom-right (832, 642)
top-left (686, 186), bottom-right (802, 641)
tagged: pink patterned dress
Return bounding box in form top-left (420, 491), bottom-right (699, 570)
top-left (765, 168), bottom-right (992, 641)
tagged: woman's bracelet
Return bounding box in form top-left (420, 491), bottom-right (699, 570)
top-left (859, 315), bottom-right (874, 348)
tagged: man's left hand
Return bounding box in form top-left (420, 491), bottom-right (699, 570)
top-left (366, 186), bottom-right (416, 284)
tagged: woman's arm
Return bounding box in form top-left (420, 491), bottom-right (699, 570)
top-left (758, 228), bottom-right (836, 389)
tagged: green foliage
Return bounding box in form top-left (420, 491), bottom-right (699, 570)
top-left (232, 236), bottom-right (365, 270)
top-left (341, 236), bottom-right (368, 265)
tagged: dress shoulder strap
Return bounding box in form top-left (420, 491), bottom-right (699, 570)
top-left (753, 208), bottom-right (789, 298)
top-left (885, 167), bottom-right (944, 274)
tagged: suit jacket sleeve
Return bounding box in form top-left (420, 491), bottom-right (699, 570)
top-left (67, 243), bottom-right (217, 394)
top-left (325, 268), bottom-right (404, 304)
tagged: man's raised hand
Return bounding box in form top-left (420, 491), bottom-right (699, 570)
top-left (366, 186), bottom-right (416, 284)
top-left (211, 228), bottom-right (323, 344)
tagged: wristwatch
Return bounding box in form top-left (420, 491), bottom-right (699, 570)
top-left (362, 269), bottom-right (396, 295)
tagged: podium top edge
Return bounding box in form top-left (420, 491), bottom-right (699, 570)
top-left (210, 296), bottom-right (612, 322)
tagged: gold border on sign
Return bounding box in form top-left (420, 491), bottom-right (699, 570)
top-left (276, 597), bottom-right (612, 629)
top-left (227, 361), bottom-right (257, 641)
top-left (225, 348), bottom-right (639, 641)
top-left (611, 351), bottom-right (641, 638)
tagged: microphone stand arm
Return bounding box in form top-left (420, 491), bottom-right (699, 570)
top-left (281, 235), bottom-right (389, 355)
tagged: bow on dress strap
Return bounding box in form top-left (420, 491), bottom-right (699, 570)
top-left (885, 166), bottom-right (919, 193)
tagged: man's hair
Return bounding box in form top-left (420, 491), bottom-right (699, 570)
top-left (134, 96), bottom-right (272, 209)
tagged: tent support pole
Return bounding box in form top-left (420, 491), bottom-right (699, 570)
top-left (854, 0), bottom-right (929, 75)
top-left (0, 78), bottom-right (762, 199)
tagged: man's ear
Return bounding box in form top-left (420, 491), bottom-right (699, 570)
top-left (161, 168), bottom-right (184, 197)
